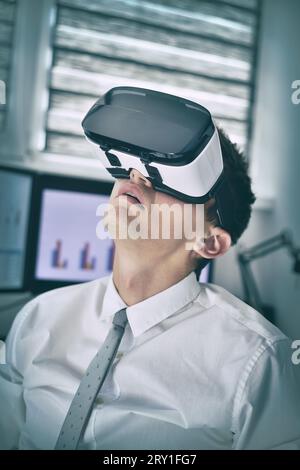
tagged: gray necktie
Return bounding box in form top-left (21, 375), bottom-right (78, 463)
top-left (55, 308), bottom-right (128, 450)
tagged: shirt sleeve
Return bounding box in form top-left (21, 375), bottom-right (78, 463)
top-left (0, 298), bottom-right (37, 450)
top-left (231, 338), bottom-right (300, 449)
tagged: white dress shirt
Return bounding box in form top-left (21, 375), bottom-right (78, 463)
top-left (0, 271), bottom-right (300, 450)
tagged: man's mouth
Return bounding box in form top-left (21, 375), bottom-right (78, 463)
top-left (121, 192), bottom-right (141, 204)
top-left (117, 183), bottom-right (145, 206)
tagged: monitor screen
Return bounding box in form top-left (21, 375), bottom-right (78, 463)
top-left (0, 167), bottom-right (32, 291)
top-left (29, 174), bottom-right (114, 293)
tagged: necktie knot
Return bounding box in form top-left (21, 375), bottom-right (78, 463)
top-left (112, 308), bottom-right (128, 329)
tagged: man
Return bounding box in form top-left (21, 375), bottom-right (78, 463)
top-left (0, 125), bottom-right (300, 450)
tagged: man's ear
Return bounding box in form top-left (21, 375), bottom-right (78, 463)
top-left (192, 226), bottom-right (232, 260)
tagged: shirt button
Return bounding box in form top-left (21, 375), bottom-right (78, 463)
top-left (116, 352), bottom-right (123, 359)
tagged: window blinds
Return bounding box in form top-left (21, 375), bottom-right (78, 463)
top-left (0, 0), bottom-right (17, 131)
top-left (46, 0), bottom-right (260, 159)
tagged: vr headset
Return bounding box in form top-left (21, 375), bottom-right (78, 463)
top-left (81, 86), bottom-right (232, 230)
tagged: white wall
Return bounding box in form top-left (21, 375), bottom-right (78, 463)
top-left (214, 0), bottom-right (300, 339)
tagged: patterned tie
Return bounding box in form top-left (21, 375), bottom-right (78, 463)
top-left (55, 308), bottom-right (128, 450)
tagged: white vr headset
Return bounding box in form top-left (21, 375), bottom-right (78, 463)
top-left (82, 86), bottom-right (232, 230)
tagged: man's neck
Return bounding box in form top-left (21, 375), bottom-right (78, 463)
top-left (112, 245), bottom-right (193, 306)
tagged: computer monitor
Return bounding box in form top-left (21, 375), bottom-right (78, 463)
top-left (0, 166), bottom-right (33, 291)
top-left (27, 174), bottom-right (114, 294)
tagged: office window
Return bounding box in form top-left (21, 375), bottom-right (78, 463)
top-left (45, 0), bottom-right (261, 158)
top-left (0, 0), bottom-right (18, 131)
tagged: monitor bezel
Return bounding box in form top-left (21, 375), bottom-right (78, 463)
top-left (0, 164), bottom-right (35, 293)
top-left (26, 173), bottom-right (114, 295)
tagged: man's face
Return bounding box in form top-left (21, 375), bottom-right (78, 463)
top-left (107, 170), bottom-right (205, 256)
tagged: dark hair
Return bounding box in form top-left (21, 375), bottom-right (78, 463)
top-left (195, 127), bottom-right (256, 277)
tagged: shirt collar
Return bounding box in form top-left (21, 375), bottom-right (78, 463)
top-left (101, 271), bottom-right (201, 337)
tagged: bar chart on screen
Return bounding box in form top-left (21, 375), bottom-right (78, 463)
top-left (79, 242), bottom-right (96, 271)
top-left (35, 189), bottom-right (114, 283)
top-left (51, 239), bottom-right (68, 269)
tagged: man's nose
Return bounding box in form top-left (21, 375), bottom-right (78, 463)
top-left (129, 168), bottom-right (153, 188)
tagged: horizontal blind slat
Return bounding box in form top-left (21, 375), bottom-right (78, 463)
top-left (58, 0), bottom-right (258, 24)
top-left (50, 63), bottom-right (249, 120)
top-left (46, 131), bottom-right (97, 158)
top-left (58, 0), bottom-right (258, 11)
top-left (215, 0), bottom-right (258, 10)
top-left (57, 0), bottom-right (255, 45)
top-left (53, 48), bottom-right (250, 88)
top-left (132, 0), bottom-right (257, 25)
top-left (54, 33), bottom-right (251, 82)
top-left (0, 0), bottom-right (15, 23)
top-left (0, 107), bottom-right (6, 130)
top-left (0, 66), bottom-right (8, 82)
top-left (0, 45), bottom-right (10, 74)
top-left (215, 117), bottom-right (247, 147)
top-left (0, 0), bottom-right (16, 131)
top-left (0, 21), bottom-right (13, 43)
top-left (50, 66), bottom-right (249, 100)
top-left (57, 6), bottom-right (253, 59)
